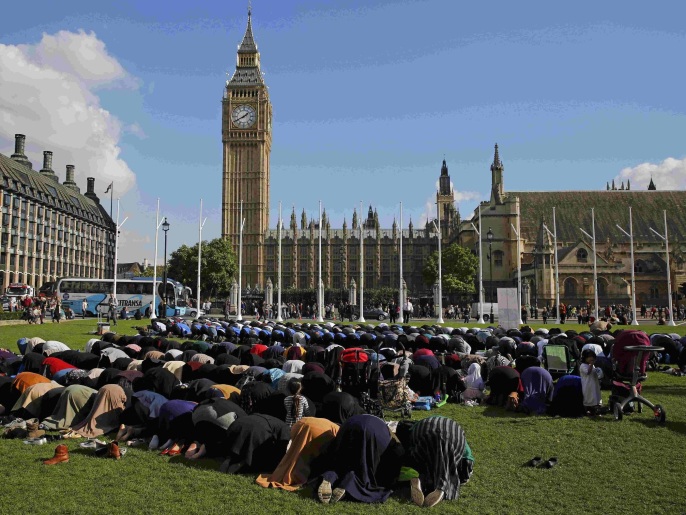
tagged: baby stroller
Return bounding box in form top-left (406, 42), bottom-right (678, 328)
top-left (338, 348), bottom-right (383, 418)
top-left (376, 349), bottom-right (413, 419)
top-left (609, 330), bottom-right (666, 424)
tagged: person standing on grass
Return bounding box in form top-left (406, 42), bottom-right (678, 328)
top-left (52, 299), bottom-right (62, 323)
top-left (108, 294), bottom-right (117, 326)
top-left (579, 348), bottom-right (603, 415)
top-left (284, 379), bottom-right (308, 428)
top-left (82, 299), bottom-right (88, 319)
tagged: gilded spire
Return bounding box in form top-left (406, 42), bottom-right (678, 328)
top-left (238, 3), bottom-right (258, 54)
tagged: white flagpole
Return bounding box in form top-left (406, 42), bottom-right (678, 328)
top-left (237, 200), bottom-right (244, 322)
top-left (617, 208), bottom-right (639, 325)
top-left (399, 202), bottom-right (404, 317)
top-left (511, 222), bottom-right (522, 325)
top-left (317, 200), bottom-right (324, 323)
top-left (476, 205), bottom-right (485, 323)
top-left (196, 199), bottom-right (207, 319)
top-left (152, 198), bottom-right (161, 316)
top-left (276, 201), bottom-right (283, 322)
top-left (359, 200), bottom-right (365, 323)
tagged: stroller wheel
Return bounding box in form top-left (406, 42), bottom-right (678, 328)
top-left (653, 404), bottom-right (666, 425)
top-left (613, 403), bottom-right (623, 422)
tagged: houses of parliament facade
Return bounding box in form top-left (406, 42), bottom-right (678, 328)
top-left (222, 10), bottom-right (686, 309)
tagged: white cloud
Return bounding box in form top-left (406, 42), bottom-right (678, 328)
top-left (0, 30), bottom-right (137, 194)
top-left (616, 157), bottom-right (686, 190)
top-left (126, 122), bottom-right (147, 139)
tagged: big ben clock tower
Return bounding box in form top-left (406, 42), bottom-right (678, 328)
top-left (222, 7), bottom-right (272, 288)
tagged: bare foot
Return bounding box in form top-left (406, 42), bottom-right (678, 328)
top-left (184, 442), bottom-right (198, 459)
top-left (115, 424), bottom-right (127, 442)
top-left (189, 444), bottom-right (206, 460)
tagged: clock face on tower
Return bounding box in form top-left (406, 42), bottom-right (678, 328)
top-left (232, 104), bottom-right (256, 129)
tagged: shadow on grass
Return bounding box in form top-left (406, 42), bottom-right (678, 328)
top-left (631, 417), bottom-right (686, 435)
top-left (168, 454), bottom-right (222, 471)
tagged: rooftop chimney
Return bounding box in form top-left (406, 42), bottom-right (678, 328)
top-left (40, 151), bottom-right (58, 181)
top-left (64, 164), bottom-right (80, 193)
top-left (84, 177), bottom-right (100, 203)
top-left (11, 134), bottom-right (32, 169)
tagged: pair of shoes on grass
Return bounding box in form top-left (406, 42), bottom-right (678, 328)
top-left (410, 478), bottom-right (444, 508)
top-left (526, 456), bottom-right (558, 468)
top-left (317, 479), bottom-right (345, 504)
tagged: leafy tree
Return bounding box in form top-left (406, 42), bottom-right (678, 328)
top-left (167, 238), bottom-right (237, 299)
top-left (138, 265), bottom-right (164, 277)
top-left (423, 243), bottom-right (478, 292)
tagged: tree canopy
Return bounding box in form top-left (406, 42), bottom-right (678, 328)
top-left (422, 243), bottom-right (478, 292)
top-left (167, 238), bottom-right (237, 299)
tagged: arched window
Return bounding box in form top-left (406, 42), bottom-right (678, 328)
top-left (597, 278), bottom-right (608, 297)
top-left (564, 277), bottom-right (577, 297)
top-left (493, 250), bottom-right (504, 267)
top-left (576, 248), bottom-right (588, 263)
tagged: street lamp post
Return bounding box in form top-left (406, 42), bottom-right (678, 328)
top-left (432, 217), bottom-right (444, 324)
top-left (617, 206), bottom-right (639, 326)
top-left (152, 198), bottom-right (164, 317)
top-left (487, 227), bottom-right (494, 323)
top-left (580, 208), bottom-right (599, 321)
top-left (470, 205), bottom-right (485, 324)
top-left (649, 210), bottom-right (676, 326)
top-left (162, 217), bottom-right (170, 312)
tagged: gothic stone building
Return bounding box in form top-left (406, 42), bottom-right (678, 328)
top-left (221, 10), bottom-right (459, 297)
top-left (458, 145), bottom-right (686, 310)
top-left (0, 134), bottom-right (116, 292)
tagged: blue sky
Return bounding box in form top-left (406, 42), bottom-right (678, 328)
top-left (1, 0), bottom-right (685, 262)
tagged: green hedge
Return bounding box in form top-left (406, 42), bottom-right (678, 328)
top-left (0, 311), bottom-right (24, 321)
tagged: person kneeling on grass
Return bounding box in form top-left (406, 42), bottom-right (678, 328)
top-left (396, 416), bottom-right (474, 508)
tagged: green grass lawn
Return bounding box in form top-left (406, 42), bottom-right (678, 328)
top-left (1, 319), bottom-right (685, 514)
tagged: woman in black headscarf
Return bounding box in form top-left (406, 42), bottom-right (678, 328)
top-left (219, 413), bottom-right (291, 474)
top-left (186, 398), bottom-right (247, 459)
top-left (313, 414), bottom-right (403, 504)
top-left (320, 392), bottom-right (364, 424)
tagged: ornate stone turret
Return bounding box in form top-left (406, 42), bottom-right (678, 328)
top-left (490, 143), bottom-right (504, 206)
top-left (301, 209), bottom-right (307, 230)
top-left (290, 206), bottom-right (297, 231)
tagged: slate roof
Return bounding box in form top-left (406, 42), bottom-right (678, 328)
top-left (228, 67), bottom-right (264, 86)
top-left (511, 191), bottom-right (686, 245)
top-left (0, 153), bottom-right (113, 228)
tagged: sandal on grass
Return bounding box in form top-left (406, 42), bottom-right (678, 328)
top-left (526, 456), bottom-right (542, 467)
top-left (541, 457), bottom-right (558, 469)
